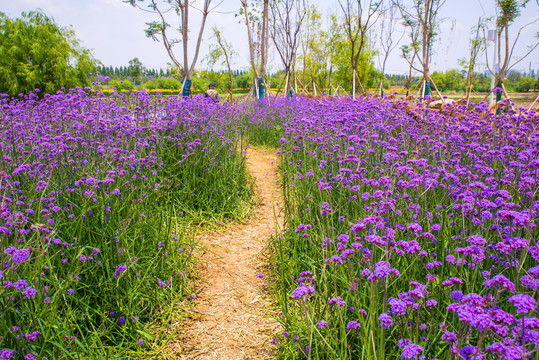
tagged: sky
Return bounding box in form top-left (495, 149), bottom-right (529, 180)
top-left (1, 0), bottom-right (538, 76)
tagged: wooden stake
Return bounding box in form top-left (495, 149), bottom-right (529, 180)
top-left (415, 80), bottom-right (424, 102)
top-left (354, 70), bottom-right (366, 95)
top-left (481, 87), bottom-right (496, 104)
top-left (501, 83), bottom-right (515, 112)
top-left (294, 75), bottom-right (310, 94)
top-left (528, 93), bottom-right (539, 112)
top-left (429, 78), bottom-right (445, 105)
top-left (409, 80), bottom-right (421, 98)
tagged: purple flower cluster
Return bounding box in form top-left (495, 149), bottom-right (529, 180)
top-left (250, 96), bottom-right (539, 358)
top-left (0, 89), bottom-right (250, 356)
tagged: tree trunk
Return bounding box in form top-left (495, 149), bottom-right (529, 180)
top-left (260, 0), bottom-right (269, 77)
top-left (224, 50), bottom-right (233, 97)
top-left (328, 66), bottom-right (332, 95)
top-left (189, 0), bottom-right (210, 78)
top-left (241, 1), bottom-right (259, 87)
top-left (182, 1), bottom-right (190, 80)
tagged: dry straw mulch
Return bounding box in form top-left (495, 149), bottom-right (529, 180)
top-left (167, 147), bottom-right (284, 360)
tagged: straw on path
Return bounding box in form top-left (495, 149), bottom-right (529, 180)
top-left (176, 147), bottom-right (284, 359)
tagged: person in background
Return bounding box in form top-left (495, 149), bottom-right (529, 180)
top-left (204, 83), bottom-right (219, 102)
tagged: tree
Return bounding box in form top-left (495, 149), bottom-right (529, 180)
top-left (269, 0), bottom-right (307, 95)
top-left (126, 0), bottom-right (218, 95)
top-left (327, 13), bottom-right (380, 93)
top-left (394, 0), bottom-right (447, 97)
top-left (205, 26), bottom-right (236, 96)
top-left (377, 2), bottom-right (405, 92)
top-left (338, 0), bottom-right (382, 97)
top-left (299, 6), bottom-right (332, 93)
top-left (128, 57), bottom-right (144, 85)
top-left (0, 11), bottom-right (96, 95)
top-left (485, 0), bottom-right (538, 102)
top-left (459, 18), bottom-right (485, 99)
top-left (239, 0), bottom-right (269, 98)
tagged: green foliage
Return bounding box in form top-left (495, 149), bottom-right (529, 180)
top-left (0, 10), bottom-right (96, 95)
top-left (128, 57), bottom-right (143, 84)
top-left (496, 0), bottom-right (528, 28)
top-left (109, 79), bottom-right (135, 91)
top-left (235, 72), bottom-right (253, 90)
top-left (330, 31), bottom-right (381, 91)
top-left (514, 76), bottom-right (536, 92)
top-left (145, 77), bottom-right (182, 90)
top-left (431, 69), bottom-right (466, 92)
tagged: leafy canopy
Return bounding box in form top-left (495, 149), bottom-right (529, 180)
top-left (0, 10), bottom-right (96, 95)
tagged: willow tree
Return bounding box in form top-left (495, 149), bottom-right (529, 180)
top-left (393, 0), bottom-right (446, 97)
top-left (126, 0), bottom-right (218, 96)
top-left (0, 11), bottom-right (96, 95)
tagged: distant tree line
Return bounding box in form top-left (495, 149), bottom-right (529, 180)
top-left (384, 70), bottom-right (538, 93)
top-left (95, 65), bottom-right (250, 80)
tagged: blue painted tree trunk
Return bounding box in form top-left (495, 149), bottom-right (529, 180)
top-left (424, 81), bottom-right (431, 96)
top-left (258, 78), bottom-right (265, 99)
top-left (496, 82), bottom-right (503, 115)
top-left (182, 80), bottom-right (192, 98)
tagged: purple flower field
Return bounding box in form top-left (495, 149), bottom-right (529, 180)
top-left (244, 96), bottom-right (538, 359)
top-left (1, 89), bottom-right (538, 359)
top-left (0, 89), bottom-right (251, 358)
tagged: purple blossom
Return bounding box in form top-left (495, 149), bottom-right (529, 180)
top-left (401, 343), bottom-right (423, 359)
top-left (379, 313), bottom-right (393, 328)
top-left (22, 287), bottom-right (37, 299)
top-left (328, 296), bottom-right (346, 307)
top-left (292, 284), bottom-right (315, 300)
top-left (483, 275), bottom-right (516, 293)
top-left (346, 320), bottom-right (360, 331)
top-left (508, 294), bottom-right (537, 313)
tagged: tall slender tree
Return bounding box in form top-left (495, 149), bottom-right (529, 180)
top-left (338, 0), bottom-right (382, 97)
top-left (485, 0), bottom-right (538, 105)
top-left (460, 18), bottom-right (485, 100)
top-left (269, 0), bottom-right (307, 96)
top-left (393, 0), bottom-right (447, 97)
top-left (126, 0), bottom-right (219, 95)
top-left (205, 26), bottom-right (236, 97)
top-left (377, 2), bottom-right (404, 91)
top-left (240, 0), bottom-right (269, 98)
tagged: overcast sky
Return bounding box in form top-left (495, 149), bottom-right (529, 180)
top-left (2, 0), bottom-right (538, 75)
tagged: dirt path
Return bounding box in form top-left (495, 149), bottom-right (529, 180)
top-left (178, 147), bottom-right (283, 359)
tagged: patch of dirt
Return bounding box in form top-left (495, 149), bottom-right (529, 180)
top-left (170, 147), bottom-right (283, 360)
